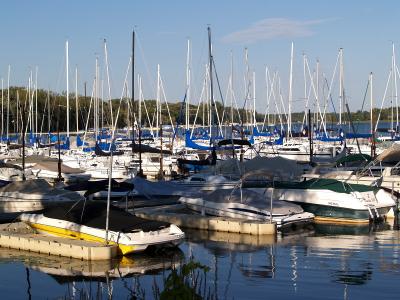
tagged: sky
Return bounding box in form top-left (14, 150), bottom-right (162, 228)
top-left (1, 1), bottom-right (400, 114)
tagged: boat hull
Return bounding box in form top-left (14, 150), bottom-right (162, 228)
top-left (260, 187), bottom-right (395, 223)
top-left (179, 197), bottom-right (314, 229)
top-left (20, 214), bottom-right (185, 255)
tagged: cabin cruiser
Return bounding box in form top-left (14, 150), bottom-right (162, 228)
top-left (257, 178), bottom-right (396, 223)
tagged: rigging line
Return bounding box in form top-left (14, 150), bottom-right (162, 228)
top-left (324, 76), bottom-right (339, 122)
top-left (210, 60), bottom-right (224, 136)
top-left (172, 89), bottom-right (187, 145)
top-left (360, 78), bottom-right (370, 113)
top-left (135, 31), bottom-right (158, 100)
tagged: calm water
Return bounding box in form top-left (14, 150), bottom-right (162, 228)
top-left (1, 221), bottom-right (400, 299)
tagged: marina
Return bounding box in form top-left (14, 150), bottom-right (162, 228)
top-left (3, 1), bottom-right (400, 299)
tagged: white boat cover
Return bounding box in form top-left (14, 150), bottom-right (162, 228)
top-left (202, 189), bottom-right (304, 215)
top-left (131, 177), bottom-right (199, 197)
top-left (201, 156), bottom-right (304, 179)
top-left (0, 179), bottom-right (82, 200)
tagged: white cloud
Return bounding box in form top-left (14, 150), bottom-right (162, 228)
top-left (222, 18), bottom-right (332, 44)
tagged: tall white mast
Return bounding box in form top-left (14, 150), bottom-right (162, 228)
top-left (244, 48), bottom-right (249, 127)
top-left (370, 72), bottom-right (373, 136)
top-left (156, 64), bottom-right (160, 138)
top-left (138, 75), bottom-right (142, 128)
top-left (104, 39), bottom-right (114, 129)
top-left (95, 56), bottom-right (99, 140)
top-left (75, 66), bottom-right (79, 134)
top-left (230, 51), bottom-right (234, 125)
top-left (288, 42), bottom-right (294, 136)
top-left (253, 71), bottom-right (256, 127)
top-left (316, 60), bottom-right (320, 130)
top-left (185, 39), bottom-right (191, 130)
top-left (265, 66), bottom-right (270, 126)
top-left (339, 48), bottom-right (344, 126)
top-left (7, 65), bottom-right (10, 140)
top-left (392, 43), bottom-right (398, 131)
top-left (35, 66), bottom-right (38, 136)
top-left (66, 40), bottom-right (70, 138)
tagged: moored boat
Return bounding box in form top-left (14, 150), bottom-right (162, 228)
top-left (179, 189), bottom-right (314, 229)
top-left (261, 178), bottom-right (396, 223)
top-left (20, 201), bottom-right (185, 255)
top-left (0, 179), bottom-right (82, 222)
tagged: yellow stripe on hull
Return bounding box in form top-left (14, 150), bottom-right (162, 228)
top-left (27, 222), bottom-right (137, 255)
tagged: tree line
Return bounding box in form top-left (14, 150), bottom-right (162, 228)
top-left (0, 87), bottom-right (394, 134)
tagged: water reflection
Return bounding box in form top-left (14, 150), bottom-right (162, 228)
top-left (1, 221), bottom-right (400, 299)
top-left (0, 247), bottom-right (184, 299)
top-left (0, 247), bottom-right (184, 281)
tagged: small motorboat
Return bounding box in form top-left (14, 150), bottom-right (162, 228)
top-left (20, 201), bottom-right (185, 255)
top-left (179, 188), bottom-right (314, 229)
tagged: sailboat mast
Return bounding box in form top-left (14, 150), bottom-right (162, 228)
top-left (370, 72), bottom-right (373, 135)
top-left (104, 39), bottom-right (114, 130)
top-left (186, 39), bottom-right (191, 130)
top-left (230, 51), bottom-right (234, 125)
top-left (35, 66), bottom-right (38, 138)
top-left (1, 78), bottom-right (3, 139)
top-left (75, 67), bottom-right (79, 134)
top-left (131, 30), bottom-right (143, 176)
top-left (288, 42), bottom-right (294, 137)
top-left (156, 64), bottom-right (160, 138)
top-left (66, 40), bottom-right (70, 139)
top-left (47, 88), bottom-right (51, 135)
top-left (7, 65), bottom-right (10, 141)
top-left (393, 43), bottom-right (399, 131)
top-left (95, 56), bottom-right (99, 140)
top-left (339, 48), bottom-right (344, 126)
top-left (370, 72), bottom-right (376, 156)
top-left (208, 26), bottom-right (214, 143)
top-left (16, 90), bottom-right (19, 134)
top-left (253, 71), bottom-right (256, 127)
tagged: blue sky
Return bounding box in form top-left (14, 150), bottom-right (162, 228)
top-left (1, 1), bottom-right (399, 114)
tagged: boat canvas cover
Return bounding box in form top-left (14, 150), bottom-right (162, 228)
top-left (204, 156), bottom-right (304, 179)
top-left (42, 201), bottom-right (170, 233)
top-left (132, 177), bottom-right (199, 197)
top-left (33, 161), bottom-right (85, 174)
top-left (0, 179), bottom-right (81, 200)
top-left (203, 189), bottom-right (304, 215)
top-left (274, 178), bottom-right (379, 194)
top-left (13, 155), bottom-right (59, 164)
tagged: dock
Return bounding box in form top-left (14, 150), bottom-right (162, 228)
top-left (134, 205), bottom-right (277, 235)
top-left (0, 223), bottom-right (117, 260)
